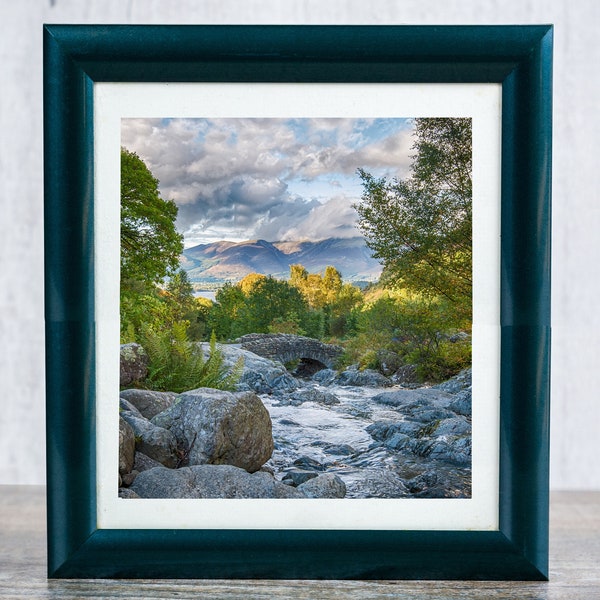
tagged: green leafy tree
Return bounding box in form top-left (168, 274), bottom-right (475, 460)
top-left (121, 147), bottom-right (183, 285)
top-left (165, 268), bottom-right (195, 322)
top-left (355, 118), bottom-right (472, 322)
top-left (120, 148), bottom-right (185, 341)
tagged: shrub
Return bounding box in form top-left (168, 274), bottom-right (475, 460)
top-left (139, 324), bottom-right (243, 393)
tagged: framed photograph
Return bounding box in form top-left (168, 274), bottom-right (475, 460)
top-left (44, 25), bottom-right (552, 579)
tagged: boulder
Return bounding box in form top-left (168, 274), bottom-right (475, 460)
top-left (448, 389), bottom-right (472, 417)
top-left (119, 397), bottom-right (142, 418)
top-left (435, 368), bottom-right (472, 394)
top-left (196, 343), bottom-right (299, 394)
top-left (120, 343), bottom-right (149, 387)
top-left (322, 443), bottom-right (356, 456)
top-left (276, 387), bottom-right (339, 407)
top-left (297, 473), bottom-right (347, 498)
top-left (413, 437), bottom-right (471, 466)
top-left (293, 456), bottom-right (325, 472)
top-left (376, 350), bottom-right (404, 376)
top-left (372, 387), bottom-right (453, 409)
top-left (133, 451), bottom-right (164, 473)
top-left (336, 368), bottom-right (392, 388)
top-left (130, 465), bottom-right (305, 499)
top-left (282, 469), bottom-right (319, 486)
top-left (391, 364), bottom-right (419, 386)
top-left (120, 412), bottom-right (179, 468)
top-left (431, 416), bottom-right (471, 437)
top-left (118, 416), bottom-right (135, 477)
top-left (312, 369), bottom-right (337, 385)
top-left (119, 389), bottom-right (178, 420)
top-left (152, 388), bottom-right (273, 473)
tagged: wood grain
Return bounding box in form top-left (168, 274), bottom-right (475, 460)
top-left (0, 487), bottom-right (598, 598)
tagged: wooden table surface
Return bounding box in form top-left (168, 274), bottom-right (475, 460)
top-left (0, 487), bottom-right (598, 599)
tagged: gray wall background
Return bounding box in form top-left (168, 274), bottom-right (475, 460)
top-left (1, 1), bottom-right (598, 489)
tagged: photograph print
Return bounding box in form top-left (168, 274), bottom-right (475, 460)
top-left (117, 116), bottom-right (473, 501)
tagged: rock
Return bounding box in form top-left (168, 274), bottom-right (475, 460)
top-left (120, 343), bottom-right (149, 387)
top-left (118, 488), bottom-right (141, 499)
top-left (322, 443), bottom-right (355, 456)
top-left (293, 456), bottom-right (325, 472)
top-left (152, 388), bottom-right (273, 473)
top-left (413, 436), bottom-right (471, 465)
top-left (276, 387), bottom-right (339, 407)
top-left (120, 412), bottom-right (179, 468)
top-left (409, 407), bottom-right (457, 423)
top-left (366, 420), bottom-right (422, 441)
top-left (121, 471), bottom-right (138, 486)
top-left (432, 416), bottom-right (471, 437)
top-left (133, 451), bottom-right (163, 473)
top-left (119, 397), bottom-right (142, 418)
top-left (118, 417), bottom-right (135, 476)
top-left (372, 387), bottom-right (453, 409)
top-left (357, 470), bottom-right (410, 498)
top-left (336, 368), bottom-right (392, 387)
top-left (197, 343), bottom-right (299, 394)
top-left (297, 473), bottom-right (347, 498)
top-left (130, 465), bottom-right (306, 499)
top-left (312, 369), bottom-right (337, 385)
top-left (448, 389), bottom-right (472, 417)
top-left (435, 368), bottom-right (472, 394)
top-left (391, 364), bottom-right (419, 386)
top-left (119, 389), bottom-right (178, 420)
top-left (282, 469), bottom-right (319, 486)
top-left (376, 350), bottom-right (404, 376)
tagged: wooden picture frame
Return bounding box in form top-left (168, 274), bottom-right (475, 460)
top-left (44, 24), bottom-right (552, 579)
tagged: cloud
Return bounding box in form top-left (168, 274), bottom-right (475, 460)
top-left (121, 117), bottom-right (414, 244)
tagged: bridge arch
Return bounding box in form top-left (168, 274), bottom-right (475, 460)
top-left (239, 333), bottom-right (343, 372)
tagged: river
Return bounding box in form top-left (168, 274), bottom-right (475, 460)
top-left (260, 382), bottom-right (471, 499)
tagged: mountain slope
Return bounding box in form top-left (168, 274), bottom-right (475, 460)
top-left (181, 237), bottom-right (382, 284)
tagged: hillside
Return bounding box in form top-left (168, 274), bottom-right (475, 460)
top-left (181, 237), bottom-right (382, 284)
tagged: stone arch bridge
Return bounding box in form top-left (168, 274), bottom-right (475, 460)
top-left (239, 333), bottom-right (343, 374)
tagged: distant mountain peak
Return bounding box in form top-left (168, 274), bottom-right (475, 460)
top-left (182, 236), bottom-right (382, 285)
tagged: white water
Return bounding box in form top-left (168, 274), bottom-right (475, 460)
top-left (261, 383), bottom-right (471, 499)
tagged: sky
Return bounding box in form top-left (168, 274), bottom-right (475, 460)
top-left (121, 117), bottom-right (415, 248)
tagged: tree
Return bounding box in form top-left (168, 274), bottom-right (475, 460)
top-left (120, 148), bottom-right (186, 342)
top-left (165, 269), bottom-right (195, 320)
top-left (121, 147), bottom-right (183, 286)
top-left (355, 118), bottom-right (472, 322)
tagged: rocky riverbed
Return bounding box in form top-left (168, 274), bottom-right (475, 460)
top-left (118, 341), bottom-right (471, 499)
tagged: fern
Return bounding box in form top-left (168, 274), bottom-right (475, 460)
top-left (139, 324), bottom-right (243, 393)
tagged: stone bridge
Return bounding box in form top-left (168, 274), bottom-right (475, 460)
top-left (239, 333), bottom-right (343, 374)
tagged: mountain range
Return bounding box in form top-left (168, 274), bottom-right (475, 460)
top-left (180, 237), bottom-right (382, 285)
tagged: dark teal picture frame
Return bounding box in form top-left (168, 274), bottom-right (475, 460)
top-left (44, 24), bottom-right (552, 580)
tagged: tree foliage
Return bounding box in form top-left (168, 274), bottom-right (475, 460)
top-left (120, 148), bottom-right (187, 342)
top-left (355, 118), bottom-right (472, 321)
top-left (121, 147), bottom-right (183, 286)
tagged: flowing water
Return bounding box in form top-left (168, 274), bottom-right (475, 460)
top-left (261, 383), bottom-right (471, 498)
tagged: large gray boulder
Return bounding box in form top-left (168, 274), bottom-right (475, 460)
top-left (118, 417), bottom-right (135, 477)
top-left (196, 343), bottom-right (299, 394)
top-left (130, 465), bottom-right (305, 499)
top-left (336, 368), bottom-right (392, 388)
top-left (119, 389), bottom-right (178, 420)
top-left (152, 388), bottom-right (274, 473)
top-left (275, 387), bottom-right (339, 407)
top-left (120, 412), bottom-right (179, 468)
top-left (120, 343), bottom-right (149, 387)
